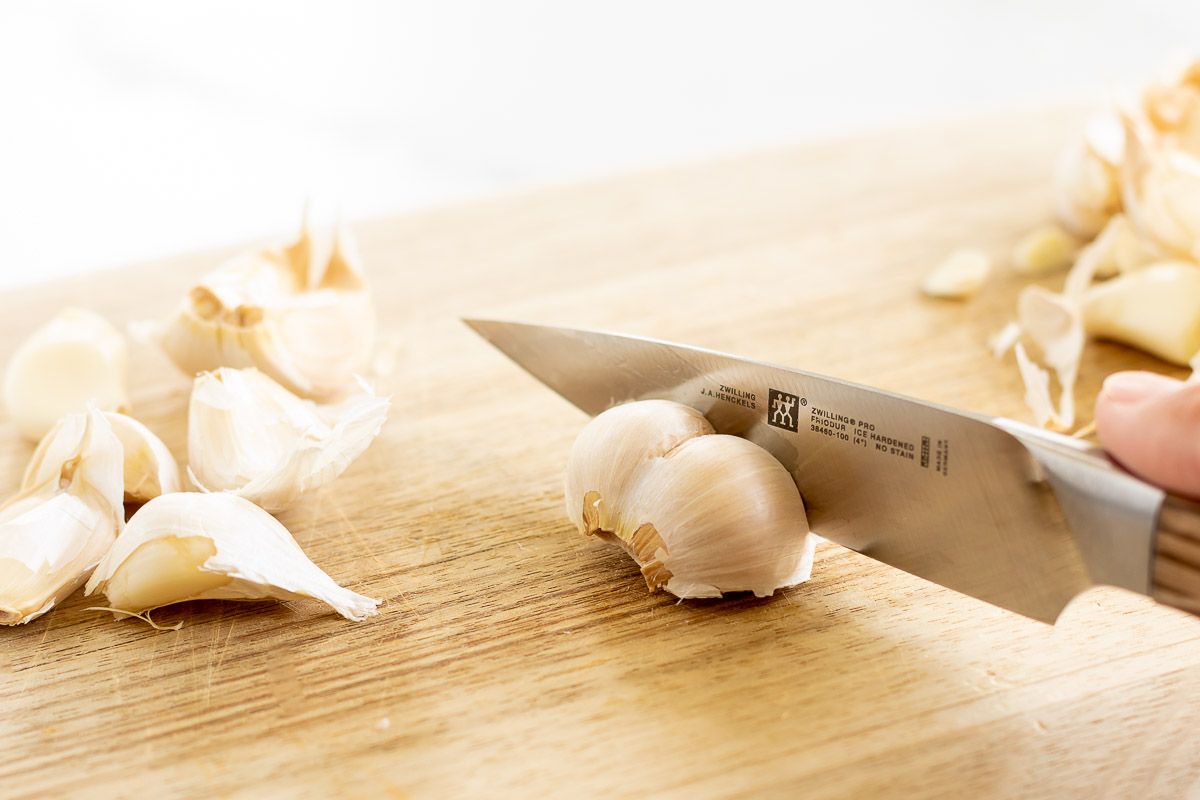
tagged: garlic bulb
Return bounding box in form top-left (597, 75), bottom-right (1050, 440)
top-left (85, 492), bottom-right (379, 622)
top-left (187, 367), bottom-right (389, 512)
top-left (1121, 119), bottom-right (1200, 262)
top-left (160, 213), bottom-right (374, 399)
top-left (564, 400), bottom-right (815, 599)
top-left (920, 249), bottom-right (991, 299)
top-left (1082, 261), bottom-right (1200, 365)
top-left (0, 409), bottom-right (124, 625)
top-left (1142, 58), bottom-right (1200, 155)
top-left (1054, 116), bottom-right (1124, 239)
top-left (104, 412), bottom-right (181, 503)
top-left (2, 308), bottom-right (129, 440)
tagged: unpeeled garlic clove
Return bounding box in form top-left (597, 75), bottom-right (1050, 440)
top-left (1054, 116), bottom-right (1124, 239)
top-left (2, 308), bottom-right (129, 441)
top-left (104, 412), bottom-right (181, 503)
top-left (0, 409), bottom-right (125, 624)
top-left (84, 492), bottom-right (379, 622)
top-left (1082, 261), bottom-right (1200, 365)
top-left (564, 399), bottom-right (815, 599)
top-left (159, 211), bottom-right (375, 400)
top-left (186, 367), bottom-right (389, 513)
top-left (920, 248), bottom-right (991, 299)
top-left (1121, 118), bottom-right (1200, 262)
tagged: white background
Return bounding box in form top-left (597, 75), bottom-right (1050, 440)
top-left (1, 1), bottom-right (1198, 290)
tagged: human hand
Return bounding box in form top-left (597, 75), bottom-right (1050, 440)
top-left (1095, 371), bottom-right (1200, 497)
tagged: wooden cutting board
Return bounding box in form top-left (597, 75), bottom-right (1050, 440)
top-left (2, 109), bottom-right (1199, 800)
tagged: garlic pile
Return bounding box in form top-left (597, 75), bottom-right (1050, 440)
top-left (565, 399), bottom-right (816, 599)
top-left (159, 211), bottom-right (375, 399)
top-left (992, 58), bottom-right (1200, 430)
top-left (188, 368), bottom-right (389, 512)
top-left (0, 212), bottom-right (388, 628)
top-left (86, 493), bottom-right (378, 622)
top-left (2, 308), bottom-right (129, 440)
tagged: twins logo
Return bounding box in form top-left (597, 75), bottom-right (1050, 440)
top-left (767, 389), bottom-right (799, 432)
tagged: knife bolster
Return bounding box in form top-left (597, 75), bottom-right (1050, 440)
top-left (1152, 494), bottom-right (1200, 615)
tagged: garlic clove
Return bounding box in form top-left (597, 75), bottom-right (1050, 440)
top-left (1142, 58), bottom-right (1200, 155)
top-left (1082, 261), bottom-right (1200, 365)
top-left (160, 212), bottom-right (375, 400)
top-left (84, 492), bottom-right (379, 622)
top-left (1012, 224), bottom-right (1080, 276)
top-left (1121, 117), bottom-right (1200, 262)
top-left (187, 367), bottom-right (389, 513)
top-left (920, 248), bottom-right (991, 299)
top-left (2, 308), bottom-right (129, 441)
top-left (103, 412), bottom-right (181, 503)
top-left (1054, 116), bottom-right (1123, 239)
top-left (565, 400), bottom-right (815, 599)
top-left (0, 409), bottom-right (125, 624)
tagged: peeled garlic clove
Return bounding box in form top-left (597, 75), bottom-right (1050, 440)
top-left (2, 308), bottom-right (129, 441)
top-left (565, 400), bottom-right (815, 599)
top-left (920, 249), bottom-right (990, 299)
top-left (160, 212), bottom-right (375, 399)
top-left (84, 492), bottom-right (379, 622)
top-left (1082, 261), bottom-right (1200, 365)
top-left (1121, 118), bottom-right (1200, 262)
top-left (1054, 116), bottom-right (1123, 239)
top-left (1013, 287), bottom-right (1084, 430)
top-left (187, 367), bottom-right (389, 513)
top-left (103, 412), bottom-right (181, 503)
top-left (1012, 224), bottom-right (1079, 276)
top-left (0, 409), bottom-right (124, 624)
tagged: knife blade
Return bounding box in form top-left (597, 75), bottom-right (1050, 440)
top-left (465, 318), bottom-right (1168, 622)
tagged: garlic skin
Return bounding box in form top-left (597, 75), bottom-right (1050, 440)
top-left (0, 409), bottom-right (124, 625)
top-left (1054, 116), bottom-right (1124, 239)
top-left (1012, 287), bottom-right (1085, 431)
top-left (85, 492), bottom-right (379, 622)
top-left (187, 368), bottom-right (389, 513)
top-left (920, 249), bottom-right (991, 299)
top-left (104, 412), bottom-right (181, 503)
top-left (1143, 59), bottom-right (1200, 155)
top-left (1082, 261), bottom-right (1200, 365)
top-left (160, 214), bottom-right (374, 399)
top-left (2, 308), bottom-right (129, 441)
top-left (565, 400), bottom-right (815, 599)
top-left (1121, 119), bottom-right (1200, 262)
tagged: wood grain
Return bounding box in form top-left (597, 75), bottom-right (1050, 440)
top-left (2, 108), bottom-right (1200, 800)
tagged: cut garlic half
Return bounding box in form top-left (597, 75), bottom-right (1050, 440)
top-left (85, 492), bottom-right (379, 622)
top-left (2, 308), bottom-right (129, 441)
top-left (0, 409), bottom-right (124, 625)
top-left (1082, 261), bottom-right (1200, 365)
top-left (187, 367), bottom-right (389, 513)
top-left (160, 211), bottom-right (375, 399)
top-left (104, 412), bottom-right (181, 503)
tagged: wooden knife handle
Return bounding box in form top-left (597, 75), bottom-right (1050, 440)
top-left (1152, 494), bottom-right (1200, 615)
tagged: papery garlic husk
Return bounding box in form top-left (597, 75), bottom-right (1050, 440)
top-left (920, 249), bottom-right (990, 299)
top-left (1143, 58), bottom-right (1200, 155)
top-left (0, 409), bottom-right (124, 624)
top-left (1082, 261), bottom-right (1200, 365)
top-left (84, 492), bottom-right (379, 621)
top-left (2, 308), bottom-right (129, 441)
top-left (1054, 115), bottom-right (1124, 239)
top-left (564, 399), bottom-right (816, 599)
top-left (1121, 118), bottom-right (1200, 262)
top-left (104, 412), bottom-right (181, 503)
top-left (1067, 214), bottom-right (1163, 289)
top-left (1013, 287), bottom-right (1085, 431)
top-left (160, 212), bottom-right (375, 399)
top-left (187, 367), bottom-right (389, 513)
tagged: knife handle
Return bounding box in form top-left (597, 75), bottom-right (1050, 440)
top-left (1152, 494), bottom-right (1200, 615)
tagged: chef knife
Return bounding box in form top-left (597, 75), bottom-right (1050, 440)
top-left (465, 318), bottom-right (1200, 623)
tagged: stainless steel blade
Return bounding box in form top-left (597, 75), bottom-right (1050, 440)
top-left (466, 318), bottom-right (1166, 622)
